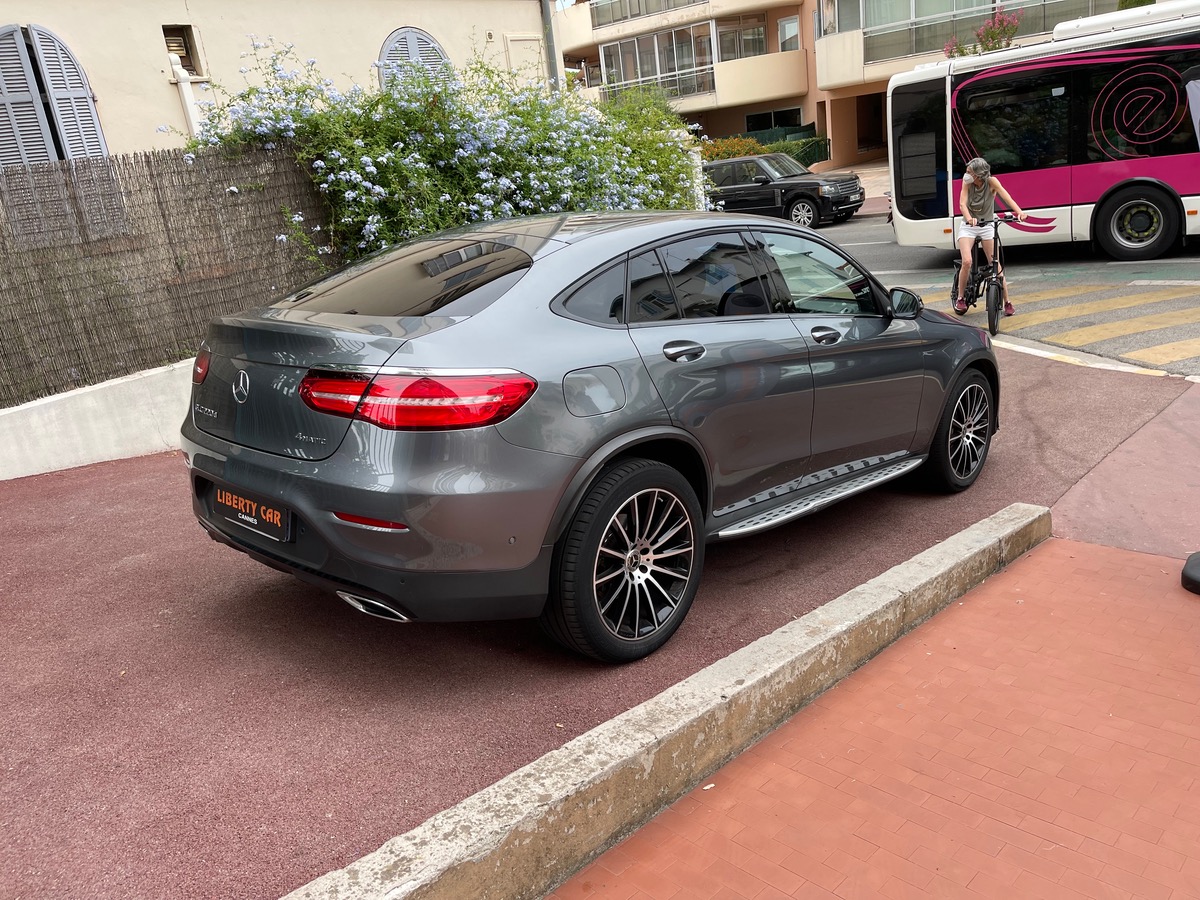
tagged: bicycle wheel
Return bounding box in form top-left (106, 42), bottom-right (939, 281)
top-left (985, 280), bottom-right (1002, 336)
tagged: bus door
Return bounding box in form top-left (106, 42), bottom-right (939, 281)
top-left (952, 69), bottom-right (1073, 243)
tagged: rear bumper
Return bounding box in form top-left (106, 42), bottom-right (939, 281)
top-left (195, 513), bottom-right (552, 621)
top-left (181, 417), bottom-right (577, 622)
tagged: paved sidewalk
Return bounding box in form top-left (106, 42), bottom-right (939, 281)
top-left (550, 538), bottom-right (1200, 900)
top-left (549, 381), bottom-right (1200, 899)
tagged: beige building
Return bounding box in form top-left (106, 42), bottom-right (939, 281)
top-left (553, 0), bottom-right (1119, 169)
top-left (0, 0), bottom-right (555, 163)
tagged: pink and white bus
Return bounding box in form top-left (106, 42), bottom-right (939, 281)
top-left (887, 0), bottom-right (1200, 260)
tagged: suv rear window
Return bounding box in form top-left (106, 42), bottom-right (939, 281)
top-left (274, 238), bottom-right (533, 317)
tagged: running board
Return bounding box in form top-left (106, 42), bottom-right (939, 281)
top-left (715, 457), bottom-right (925, 540)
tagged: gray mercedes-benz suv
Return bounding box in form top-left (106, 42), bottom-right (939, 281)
top-left (182, 211), bottom-right (998, 662)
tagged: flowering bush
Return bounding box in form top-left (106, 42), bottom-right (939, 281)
top-left (944, 6), bottom-right (1023, 57)
top-left (191, 41), bottom-right (705, 260)
top-left (700, 136), bottom-right (768, 162)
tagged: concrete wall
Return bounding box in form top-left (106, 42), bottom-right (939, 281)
top-left (3, 0), bottom-right (548, 155)
top-left (0, 362), bottom-right (193, 482)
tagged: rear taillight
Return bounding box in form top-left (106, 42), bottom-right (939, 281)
top-left (192, 346), bottom-right (211, 385)
top-left (299, 371), bottom-right (371, 417)
top-left (299, 371), bottom-right (537, 431)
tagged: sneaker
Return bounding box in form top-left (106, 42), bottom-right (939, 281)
top-left (954, 297), bottom-right (968, 314)
top-left (1004, 301), bottom-right (1015, 316)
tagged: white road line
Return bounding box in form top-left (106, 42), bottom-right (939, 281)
top-left (992, 337), bottom-right (1168, 376)
top-left (1128, 280), bottom-right (1200, 286)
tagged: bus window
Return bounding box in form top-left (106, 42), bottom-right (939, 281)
top-left (955, 73), bottom-right (1070, 174)
top-left (1085, 55), bottom-right (1200, 162)
top-left (890, 77), bottom-right (948, 220)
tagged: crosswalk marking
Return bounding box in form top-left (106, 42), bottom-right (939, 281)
top-left (1122, 337), bottom-right (1200, 365)
top-left (1047, 306), bottom-right (1200, 347)
top-left (1003, 288), bottom-right (1196, 329)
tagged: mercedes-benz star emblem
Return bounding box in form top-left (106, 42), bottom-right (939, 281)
top-left (232, 369), bottom-right (251, 405)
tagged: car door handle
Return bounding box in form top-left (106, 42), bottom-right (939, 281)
top-left (662, 340), bottom-right (706, 362)
top-left (810, 326), bottom-right (841, 345)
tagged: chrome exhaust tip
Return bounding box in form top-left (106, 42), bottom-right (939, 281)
top-left (336, 591), bottom-right (412, 623)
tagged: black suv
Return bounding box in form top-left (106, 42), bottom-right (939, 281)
top-left (704, 153), bottom-right (864, 228)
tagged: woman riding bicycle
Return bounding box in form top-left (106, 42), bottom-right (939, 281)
top-left (954, 157), bottom-right (1028, 315)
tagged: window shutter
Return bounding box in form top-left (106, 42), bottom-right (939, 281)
top-left (0, 24), bottom-right (56, 167)
top-left (28, 24), bottom-right (107, 160)
top-left (379, 28), bottom-right (449, 84)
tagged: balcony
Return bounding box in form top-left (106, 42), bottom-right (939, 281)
top-left (816, 0), bottom-right (1120, 89)
top-left (600, 49), bottom-right (808, 113)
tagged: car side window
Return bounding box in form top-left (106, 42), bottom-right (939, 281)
top-left (709, 163), bottom-right (733, 188)
top-left (755, 230), bottom-right (878, 316)
top-left (627, 250), bottom-right (679, 323)
top-left (560, 262), bottom-right (627, 325)
top-left (734, 161), bottom-right (761, 185)
top-left (658, 232), bottom-right (774, 319)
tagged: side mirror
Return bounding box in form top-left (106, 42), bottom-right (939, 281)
top-left (889, 287), bottom-right (923, 318)
top-left (753, 174), bottom-right (771, 185)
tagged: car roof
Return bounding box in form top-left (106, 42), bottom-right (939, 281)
top-left (433, 210), bottom-right (774, 248)
top-left (703, 153), bottom-right (790, 167)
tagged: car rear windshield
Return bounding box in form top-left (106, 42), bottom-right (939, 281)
top-left (274, 237), bottom-right (533, 317)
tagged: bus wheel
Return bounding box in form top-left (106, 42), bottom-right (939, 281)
top-left (1096, 186), bottom-right (1179, 261)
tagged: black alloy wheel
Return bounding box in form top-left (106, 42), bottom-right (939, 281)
top-left (541, 459), bottom-right (703, 662)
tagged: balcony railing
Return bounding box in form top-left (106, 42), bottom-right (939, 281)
top-left (590, 0), bottom-right (709, 29)
top-left (861, 0), bottom-right (1120, 62)
top-left (600, 65), bottom-right (716, 101)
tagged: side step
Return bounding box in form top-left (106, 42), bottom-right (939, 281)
top-left (715, 457), bottom-right (925, 540)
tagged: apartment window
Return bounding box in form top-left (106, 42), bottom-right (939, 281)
top-left (718, 15), bottom-right (767, 61)
top-left (163, 25), bottom-right (200, 76)
top-left (590, 0), bottom-right (708, 29)
top-left (600, 23), bottom-right (713, 96)
top-left (779, 16), bottom-right (800, 51)
top-left (746, 107), bottom-right (805, 131)
top-left (378, 27), bottom-right (448, 85)
top-left (0, 24), bottom-right (107, 166)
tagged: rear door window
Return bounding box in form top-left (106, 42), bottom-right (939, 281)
top-left (657, 232), bottom-right (772, 319)
top-left (628, 250), bottom-right (679, 323)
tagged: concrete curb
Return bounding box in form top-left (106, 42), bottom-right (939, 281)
top-left (285, 502), bottom-right (1052, 900)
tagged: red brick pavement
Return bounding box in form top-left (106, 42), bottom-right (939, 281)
top-left (549, 538), bottom-right (1200, 900)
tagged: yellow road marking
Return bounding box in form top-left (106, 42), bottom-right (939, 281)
top-left (930, 285), bottom-right (1107, 309)
top-left (1123, 337), bottom-right (1200, 365)
top-left (1004, 288), bottom-right (1196, 329)
top-left (1048, 306), bottom-right (1200, 347)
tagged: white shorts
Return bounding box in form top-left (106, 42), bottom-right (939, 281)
top-left (958, 221), bottom-right (995, 241)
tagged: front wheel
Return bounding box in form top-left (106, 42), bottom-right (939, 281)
top-left (1095, 186), bottom-right (1179, 261)
top-left (540, 459), bottom-right (704, 663)
top-left (924, 370), bottom-right (994, 492)
top-left (787, 197), bottom-right (819, 228)
top-left (985, 281), bottom-right (1002, 336)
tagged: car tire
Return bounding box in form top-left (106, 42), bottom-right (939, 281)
top-left (787, 197), bottom-right (819, 228)
top-left (1095, 185), bottom-right (1179, 261)
top-left (541, 459), bottom-right (703, 663)
top-left (924, 369), bottom-right (993, 493)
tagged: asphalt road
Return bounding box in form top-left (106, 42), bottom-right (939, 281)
top-left (1, 340), bottom-right (1193, 898)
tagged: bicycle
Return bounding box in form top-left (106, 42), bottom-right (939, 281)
top-left (950, 213), bottom-right (1016, 336)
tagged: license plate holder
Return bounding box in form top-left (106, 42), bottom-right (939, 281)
top-left (213, 485), bottom-right (291, 542)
